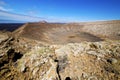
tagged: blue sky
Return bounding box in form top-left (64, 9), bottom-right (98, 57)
top-left (0, 0), bottom-right (120, 22)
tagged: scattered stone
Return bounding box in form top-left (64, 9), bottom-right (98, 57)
top-left (0, 31), bottom-right (120, 80)
top-left (107, 58), bottom-right (118, 64)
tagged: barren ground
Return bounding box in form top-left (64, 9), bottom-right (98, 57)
top-left (13, 20), bottom-right (120, 45)
top-left (0, 20), bottom-right (120, 80)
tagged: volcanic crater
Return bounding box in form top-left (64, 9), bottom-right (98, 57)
top-left (13, 20), bottom-right (120, 44)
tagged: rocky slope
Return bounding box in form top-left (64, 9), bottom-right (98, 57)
top-left (0, 20), bottom-right (120, 80)
top-left (0, 33), bottom-right (120, 80)
top-left (15, 40), bottom-right (120, 80)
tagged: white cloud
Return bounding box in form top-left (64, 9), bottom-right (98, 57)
top-left (0, 0), bottom-right (13, 11)
top-left (0, 6), bottom-right (7, 11)
top-left (0, 6), bottom-right (13, 11)
top-left (0, 10), bottom-right (84, 23)
top-left (0, 10), bottom-right (45, 22)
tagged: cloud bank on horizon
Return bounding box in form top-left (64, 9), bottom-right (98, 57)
top-left (0, 0), bottom-right (72, 23)
top-left (0, 0), bottom-right (47, 23)
top-left (0, 0), bottom-right (45, 23)
top-left (0, 10), bottom-right (45, 22)
top-left (0, 0), bottom-right (120, 23)
top-left (0, 10), bottom-right (74, 23)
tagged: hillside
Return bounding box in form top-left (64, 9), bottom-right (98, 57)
top-left (13, 20), bottom-right (120, 45)
top-left (0, 20), bottom-right (120, 80)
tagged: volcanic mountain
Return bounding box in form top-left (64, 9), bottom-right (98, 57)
top-left (13, 20), bottom-right (120, 44)
top-left (0, 20), bottom-right (120, 80)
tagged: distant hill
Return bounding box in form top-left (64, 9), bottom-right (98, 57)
top-left (0, 23), bottom-right (24, 32)
top-left (13, 20), bottom-right (120, 44)
top-left (0, 19), bottom-right (26, 23)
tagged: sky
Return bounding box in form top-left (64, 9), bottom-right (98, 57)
top-left (0, 0), bottom-right (120, 23)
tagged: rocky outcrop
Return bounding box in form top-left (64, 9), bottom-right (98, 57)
top-left (0, 40), bottom-right (118, 80)
top-left (0, 34), bottom-right (120, 80)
